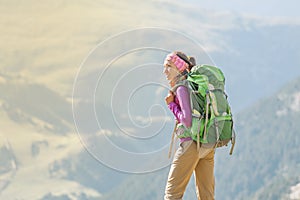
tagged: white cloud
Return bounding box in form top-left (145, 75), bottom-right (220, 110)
top-left (290, 92), bottom-right (300, 112)
top-left (276, 108), bottom-right (287, 117)
top-left (135, 115), bottom-right (172, 124)
top-left (276, 91), bottom-right (300, 116)
top-left (96, 129), bottom-right (113, 136)
top-left (290, 182), bottom-right (300, 200)
top-left (121, 114), bottom-right (172, 124)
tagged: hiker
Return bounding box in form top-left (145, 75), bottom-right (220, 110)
top-left (163, 51), bottom-right (215, 200)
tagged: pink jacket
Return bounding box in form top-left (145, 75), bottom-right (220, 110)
top-left (168, 85), bottom-right (192, 128)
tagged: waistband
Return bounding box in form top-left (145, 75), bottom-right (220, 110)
top-left (179, 137), bottom-right (192, 143)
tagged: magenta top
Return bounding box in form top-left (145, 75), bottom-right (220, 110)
top-left (168, 85), bottom-right (193, 143)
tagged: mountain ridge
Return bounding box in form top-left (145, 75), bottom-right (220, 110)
top-left (99, 76), bottom-right (300, 200)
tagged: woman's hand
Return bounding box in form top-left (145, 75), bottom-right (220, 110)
top-left (165, 91), bottom-right (175, 105)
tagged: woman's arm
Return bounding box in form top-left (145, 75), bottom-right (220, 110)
top-left (168, 85), bottom-right (192, 128)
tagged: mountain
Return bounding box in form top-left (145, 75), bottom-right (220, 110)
top-left (0, 74), bottom-right (104, 199)
top-left (2, 68), bottom-right (299, 200)
top-left (216, 76), bottom-right (300, 199)
top-left (212, 23), bottom-right (300, 112)
top-left (100, 76), bottom-right (300, 200)
top-left (1, 0), bottom-right (300, 112)
top-left (0, 73), bottom-right (172, 199)
top-left (0, 139), bottom-right (17, 194)
top-left (0, 73), bottom-right (73, 134)
top-left (1, 0), bottom-right (300, 199)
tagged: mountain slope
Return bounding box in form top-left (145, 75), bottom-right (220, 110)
top-left (0, 73), bottom-right (73, 134)
top-left (0, 75), bottom-right (102, 199)
top-left (100, 77), bottom-right (300, 200)
top-left (1, 0), bottom-right (300, 199)
top-left (216, 77), bottom-right (300, 199)
top-left (1, 0), bottom-right (300, 113)
top-left (0, 74), bottom-right (171, 199)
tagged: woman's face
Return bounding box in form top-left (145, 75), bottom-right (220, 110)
top-left (163, 62), bottom-right (180, 86)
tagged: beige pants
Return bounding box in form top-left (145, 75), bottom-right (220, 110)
top-left (164, 140), bottom-right (215, 200)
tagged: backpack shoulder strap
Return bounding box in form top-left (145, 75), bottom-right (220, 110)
top-left (171, 80), bottom-right (188, 95)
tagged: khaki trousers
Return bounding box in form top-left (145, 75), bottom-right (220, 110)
top-left (164, 140), bottom-right (215, 200)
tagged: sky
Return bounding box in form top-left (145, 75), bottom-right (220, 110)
top-left (187, 0), bottom-right (300, 18)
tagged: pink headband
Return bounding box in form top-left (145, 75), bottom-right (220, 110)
top-left (164, 53), bottom-right (189, 72)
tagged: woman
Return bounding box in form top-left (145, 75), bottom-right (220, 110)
top-left (163, 51), bottom-right (215, 200)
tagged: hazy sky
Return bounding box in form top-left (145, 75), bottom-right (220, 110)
top-left (187, 0), bottom-right (300, 18)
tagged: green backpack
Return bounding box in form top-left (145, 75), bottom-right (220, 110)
top-left (173, 64), bottom-right (235, 155)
